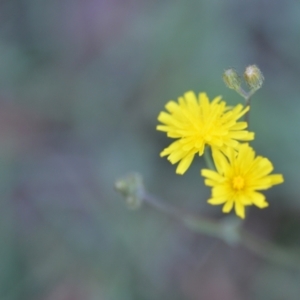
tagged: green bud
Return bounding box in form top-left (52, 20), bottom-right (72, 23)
top-left (223, 68), bottom-right (242, 90)
top-left (244, 65), bottom-right (264, 90)
top-left (114, 173), bottom-right (144, 209)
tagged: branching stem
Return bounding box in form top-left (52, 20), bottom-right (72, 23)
top-left (143, 192), bottom-right (300, 270)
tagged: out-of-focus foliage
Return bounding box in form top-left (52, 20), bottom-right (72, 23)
top-left (1, 1), bottom-right (300, 299)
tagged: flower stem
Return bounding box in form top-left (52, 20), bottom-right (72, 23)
top-left (203, 147), bottom-right (215, 170)
top-left (239, 229), bottom-right (300, 270)
top-left (236, 87), bottom-right (252, 127)
top-left (244, 95), bottom-right (251, 126)
top-left (115, 173), bottom-right (300, 270)
top-left (142, 192), bottom-right (300, 270)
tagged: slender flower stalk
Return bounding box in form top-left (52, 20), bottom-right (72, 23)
top-left (201, 143), bottom-right (284, 218)
top-left (157, 91), bottom-right (254, 174)
top-left (115, 173), bottom-right (299, 271)
top-left (203, 147), bottom-right (215, 170)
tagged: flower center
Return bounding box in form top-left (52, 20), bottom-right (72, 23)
top-left (232, 175), bottom-right (245, 190)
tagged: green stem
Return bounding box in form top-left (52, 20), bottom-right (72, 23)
top-left (237, 87), bottom-right (260, 127)
top-left (244, 95), bottom-right (251, 126)
top-left (116, 173), bottom-right (300, 270)
top-left (203, 147), bottom-right (215, 170)
top-left (236, 87), bottom-right (249, 99)
top-left (143, 192), bottom-right (300, 270)
top-left (144, 193), bottom-right (222, 239)
top-left (240, 229), bottom-right (300, 270)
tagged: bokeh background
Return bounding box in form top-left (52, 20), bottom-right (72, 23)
top-left (1, 1), bottom-right (300, 299)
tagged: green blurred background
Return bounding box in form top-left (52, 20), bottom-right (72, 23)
top-left (1, 1), bottom-right (300, 299)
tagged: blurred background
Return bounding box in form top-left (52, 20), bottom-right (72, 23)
top-left (1, 0), bottom-right (300, 299)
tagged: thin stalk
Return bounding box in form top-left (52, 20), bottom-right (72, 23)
top-left (236, 87), bottom-right (249, 99)
top-left (203, 147), bottom-right (215, 170)
top-left (244, 95), bottom-right (251, 126)
top-left (240, 229), bottom-right (300, 270)
top-left (143, 193), bottom-right (222, 239)
top-left (116, 173), bottom-right (300, 270)
top-left (143, 192), bottom-right (300, 271)
top-left (235, 89), bottom-right (252, 127)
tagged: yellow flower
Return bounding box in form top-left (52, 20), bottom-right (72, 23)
top-left (201, 144), bottom-right (284, 219)
top-left (157, 91), bottom-right (254, 174)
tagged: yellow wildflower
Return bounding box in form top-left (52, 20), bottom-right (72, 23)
top-left (201, 143), bottom-right (284, 219)
top-left (157, 91), bottom-right (254, 174)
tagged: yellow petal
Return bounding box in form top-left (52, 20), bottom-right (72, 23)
top-left (176, 153), bottom-right (195, 174)
top-left (168, 149), bottom-right (188, 164)
top-left (249, 192), bottom-right (269, 208)
top-left (201, 169), bottom-right (224, 183)
top-left (212, 148), bottom-right (230, 174)
top-left (268, 174), bottom-right (284, 185)
top-left (213, 186), bottom-right (230, 197)
top-left (158, 112), bottom-right (182, 127)
top-left (207, 197), bottom-right (227, 205)
top-left (250, 157), bottom-right (274, 177)
top-left (222, 200), bottom-right (234, 213)
top-left (157, 111), bottom-right (172, 123)
top-left (184, 91), bottom-right (198, 108)
top-left (228, 131), bottom-right (255, 141)
top-left (156, 125), bottom-right (169, 132)
top-left (211, 95), bottom-right (222, 105)
top-left (234, 201), bottom-right (245, 219)
top-left (204, 179), bottom-right (217, 186)
top-left (231, 104), bottom-right (249, 120)
top-left (165, 101), bottom-right (179, 113)
top-left (230, 122), bottom-right (248, 130)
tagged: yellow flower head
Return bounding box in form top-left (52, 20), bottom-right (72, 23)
top-left (201, 144), bottom-right (284, 219)
top-left (157, 91), bottom-right (254, 174)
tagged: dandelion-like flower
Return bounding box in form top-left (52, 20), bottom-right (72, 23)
top-left (157, 91), bottom-right (254, 174)
top-left (201, 143), bottom-right (284, 218)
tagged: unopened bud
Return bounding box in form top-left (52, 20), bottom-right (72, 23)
top-left (244, 65), bottom-right (264, 90)
top-left (223, 68), bottom-right (241, 90)
top-left (114, 172), bottom-right (145, 209)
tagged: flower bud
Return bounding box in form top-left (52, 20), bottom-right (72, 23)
top-left (114, 173), bottom-right (144, 209)
top-left (223, 68), bottom-right (241, 90)
top-left (244, 65), bottom-right (264, 90)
